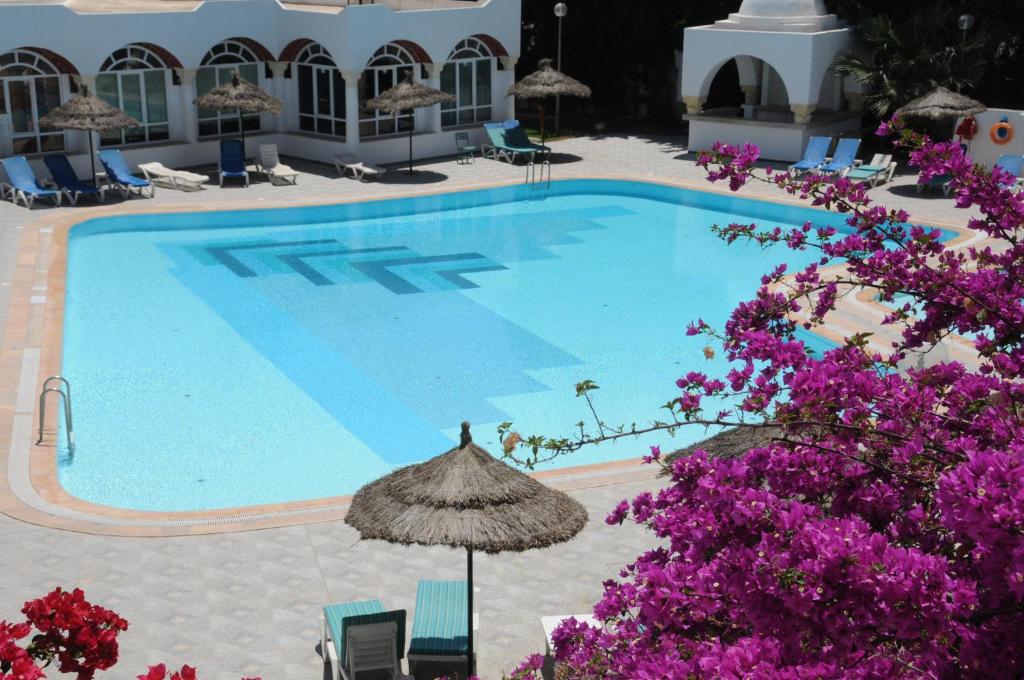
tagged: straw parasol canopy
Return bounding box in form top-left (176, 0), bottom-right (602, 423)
top-left (507, 58), bottom-right (591, 144)
top-left (193, 71), bottom-right (282, 153)
top-left (894, 86), bottom-right (985, 120)
top-left (38, 85), bottom-right (140, 186)
top-left (366, 75), bottom-right (454, 173)
top-left (346, 422), bottom-right (588, 676)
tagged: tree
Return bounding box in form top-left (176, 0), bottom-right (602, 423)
top-left (503, 123), bottom-right (1024, 676)
top-left (828, 2), bottom-right (989, 117)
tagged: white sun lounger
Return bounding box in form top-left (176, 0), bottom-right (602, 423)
top-left (844, 153), bottom-right (897, 187)
top-left (257, 144), bottom-right (299, 185)
top-left (138, 162), bottom-right (207, 191)
top-left (332, 153), bottom-right (386, 181)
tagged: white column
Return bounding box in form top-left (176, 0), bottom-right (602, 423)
top-left (175, 68), bottom-right (198, 144)
top-left (268, 61), bottom-right (289, 133)
top-left (342, 70), bottom-right (361, 151)
top-left (498, 56), bottom-right (518, 121)
top-left (423, 62), bottom-right (445, 133)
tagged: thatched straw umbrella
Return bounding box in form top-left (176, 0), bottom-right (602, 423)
top-left (507, 58), bottom-right (591, 145)
top-left (193, 71), bottom-right (282, 156)
top-left (366, 75), bottom-right (454, 173)
top-left (894, 86), bottom-right (986, 120)
top-left (38, 85), bottom-right (140, 187)
top-left (346, 422), bottom-right (588, 678)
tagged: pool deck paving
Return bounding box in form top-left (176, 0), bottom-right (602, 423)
top-left (0, 134), bottom-right (984, 679)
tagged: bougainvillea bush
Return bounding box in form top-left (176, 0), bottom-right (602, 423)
top-left (0, 588), bottom-right (258, 680)
top-left (503, 120), bottom-right (1023, 678)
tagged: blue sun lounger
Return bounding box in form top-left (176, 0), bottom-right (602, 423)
top-left (219, 139), bottom-right (249, 187)
top-left (819, 138), bottom-right (861, 175)
top-left (502, 120), bottom-right (551, 155)
top-left (994, 154), bottom-right (1023, 191)
top-left (43, 154), bottom-right (105, 205)
top-left (1, 156), bottom-right (63, 208)
top-left (98, 149), bottom-right (155, 198)
top-left (407, 580), bottom-right (470, 674)
top-left (320, 598), bottom-right (407, 680)
top-left (788, 136), bottom-right (831, 174)
top-left (481, 123), bottom-right (539, 164)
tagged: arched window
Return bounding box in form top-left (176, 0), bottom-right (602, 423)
top-left (0, 50), bottom-right (65, 154)
top-left (96, 45), bottom-right (170, 146)
top-left (295, 43), bottom-right (345, 138)
top-left (197, 40), bottom-right (262, 137)
top-left (441, 38), bottom-right (494, 128)
top-left (359, 43), bottom-right (417, 138)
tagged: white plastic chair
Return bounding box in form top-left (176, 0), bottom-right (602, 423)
top-left (333, 621), bottom-right (408, 680)
top-left (257, 144), bottom-right (298, 185)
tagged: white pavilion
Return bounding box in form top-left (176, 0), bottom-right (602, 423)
top-left (680, 0), bottom-right (861, 161)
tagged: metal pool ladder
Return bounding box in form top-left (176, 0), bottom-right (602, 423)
top-left (526, 159), bottom-right (550, 190)
top-left (37, 376), bottom-right (75, 454)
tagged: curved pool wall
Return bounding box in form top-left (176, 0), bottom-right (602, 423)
top-left (61, 179), bottom-right (870, 512)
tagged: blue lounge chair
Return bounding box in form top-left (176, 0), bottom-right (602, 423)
top-left (819, 138), bottom-right (861, 174)
top-left (0, 156), bottom-right (62, 208)
top-left (788, 136), bottom-right (831, 174)
top-left (994, 154), bottom-right (1023, 191)
top-left (43, 154), bottom-right (105, 205)
top-left (320, 598), bottom-right (407, 680)
top-left (502, 120), bottom-right (551, 155)
top-left (98, 149), bottom-right (155, 198)
top-left (219, 139), bottom-right (249, 187)
top-left (481, 123), bottom-right (538, 164)
top-left (407, 580), bottom-right (470, 674)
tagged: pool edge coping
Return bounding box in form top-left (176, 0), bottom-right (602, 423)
top-left (0, 172), bottom-right (978, 536)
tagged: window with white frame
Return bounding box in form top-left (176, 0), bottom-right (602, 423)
top-left (295, 43), bottom-right (345, 138)
top-left (196, 40), bottom-right (261, 137)
top-left (359, 43), bottom-right (417, 138)
top-left (441, 38), bottom-right (493, 128)
top-left (96, 45), bottom-right (170, 146)
top-left (0, 50), bottom-right (65, 154)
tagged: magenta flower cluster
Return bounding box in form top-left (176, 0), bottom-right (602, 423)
top-left (547, 126), bottom-right (1024, 677)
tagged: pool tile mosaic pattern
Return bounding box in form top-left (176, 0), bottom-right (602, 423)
top-left (59, 180), bottom-right (847, 511)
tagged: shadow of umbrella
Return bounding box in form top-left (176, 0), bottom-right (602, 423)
top-left (345, 423), bottom-right (588, 679)
top-left (38, 85), bottom-right (140, 187)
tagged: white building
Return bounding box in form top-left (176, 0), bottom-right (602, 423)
top-left (680, 0), bottom-right (861, 162)
top-left (0, 0), bottom-right (520, 176)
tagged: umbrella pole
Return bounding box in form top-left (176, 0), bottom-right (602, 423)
top-left (88, 130), bottom-right (97, 189)
top-left (238, 109), bottom-right (246, 159)
top-left (466, 546), bottom-right (474, 679)
top-left (539, 100), bottom-right (547, 146)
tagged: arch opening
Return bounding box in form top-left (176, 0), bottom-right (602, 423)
top-left (97, 44), bottom-right (173, 147)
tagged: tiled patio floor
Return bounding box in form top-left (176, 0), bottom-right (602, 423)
top-left (0, 134), bottom-right (978, 679)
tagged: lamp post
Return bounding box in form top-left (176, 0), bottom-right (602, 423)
top-left (554, 2), bottom-right (567, 134)
top-left (957, 13), bottom-right (975, 91)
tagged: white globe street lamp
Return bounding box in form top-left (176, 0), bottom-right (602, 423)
top-left (554, 3), bottom-right (568, 133)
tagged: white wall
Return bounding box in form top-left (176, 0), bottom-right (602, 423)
top-left (956, 108), bottom-right (1024, 169)
top-left (681, 25), bottom-right (853, 107)
top-left (0, 0), bottom-right (520, 172)
top-left (688, 115), bottom-right (859, 161)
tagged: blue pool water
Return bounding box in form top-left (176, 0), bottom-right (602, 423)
top-left (61, 179), bottom-right (856, 511)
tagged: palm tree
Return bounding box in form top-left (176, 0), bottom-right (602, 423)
top-left (831, 2), bottom-right (989, 118)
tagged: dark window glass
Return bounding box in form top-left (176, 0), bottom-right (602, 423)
top-left (298, 64), bottom-right (313, 115)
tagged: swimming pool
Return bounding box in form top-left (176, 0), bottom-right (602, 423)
top-left (60, 179), bottom-right (854, 512)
